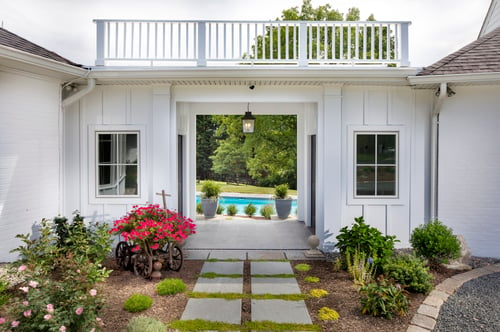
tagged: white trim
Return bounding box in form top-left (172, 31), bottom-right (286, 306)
top-left (408, 72), bottom-right (500, 85)
top-left (88, 125), bottom-right (147, 205)
top-left (347, 125), bottom-right (406, 206)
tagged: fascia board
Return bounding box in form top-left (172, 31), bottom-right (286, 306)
top-left (408, 72), bottom-right (500, 86)
top-left (0, 45), bottom-right (88, 80)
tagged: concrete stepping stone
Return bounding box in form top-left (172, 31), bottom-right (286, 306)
top-left (209, 250), bottom-right (247, 260)
top-left (201, 261), bottom-right (244, 275)
top-left (251, 261), bottom-right (294, 275)
top-left (193, 277), bottom-right (243, 293)
top-left (181, 298), bottom-right (241, 324)
top-left (247, 251), bottom-right (286, 260)
top-left (251, 299), bottom-right (312, 324)
top-left (251, 277), bottom-right (301, 294)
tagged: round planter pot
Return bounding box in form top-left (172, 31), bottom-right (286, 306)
top-left (275, 199), bottom-right (292, 219)
top-left (201, 198), bottom-right (218, 218)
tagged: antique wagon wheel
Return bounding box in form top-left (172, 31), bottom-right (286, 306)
top-left (133, 252), bottom-right (153, 278)
top-left (167, 244), bottom-right (183, 272)
top-left (115, 241), bottom-right (132, 270)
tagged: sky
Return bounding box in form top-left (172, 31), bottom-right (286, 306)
top-left (0, 0), bottom-right (492, 67)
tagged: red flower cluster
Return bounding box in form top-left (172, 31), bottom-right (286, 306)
top-left (110, 204), bottom-right (196, 253)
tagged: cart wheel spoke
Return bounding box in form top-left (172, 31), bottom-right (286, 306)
top-left (115, 241), bottom-right (131, 270)
top-left (133, 253), bottom-right (153, 278)
top-left (168, 245), bottom-right (183, 272)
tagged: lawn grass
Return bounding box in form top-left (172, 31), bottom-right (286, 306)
top-left (196, 180), bottom-right (298, 196)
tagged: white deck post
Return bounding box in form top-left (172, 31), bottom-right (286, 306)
top-left (197, 22), bottom-right (207, 67)
top-left (298, 22), bottom-right (308, 67)
top-left (95, 20), bottom-right (105, 66)
top-left (400, 22), bottom-right (410, 67)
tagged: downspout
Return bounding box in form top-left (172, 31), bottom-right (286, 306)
top-left (430, 82), bottom-right (447, 220)
top-left (62, 78), bottom-right (96, 108)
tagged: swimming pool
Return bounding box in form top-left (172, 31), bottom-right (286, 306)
top-left (196, 195), bottom-right (297, 216)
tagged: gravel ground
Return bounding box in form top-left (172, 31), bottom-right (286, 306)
top-left (434, 271), bottom-right (500, 332)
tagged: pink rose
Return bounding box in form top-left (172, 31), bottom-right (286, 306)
top-left (11, 321), bottom-right (20, 327)
top-left (28, 280), bottom-right (38, 288)
top-left (19, 287), bottom-right (29, 293)
top-left (22, 301), bottom-right (29, 306)
top-left (23, 310), bottom-right (31, 318)
top-left (46, 304), bottom-right (54, 313)
top-left (59, 326), bottom-right (66, 332)
top-left (0, 318), bottom-right (5, 324)
top-left (18, 265), bottom-right (27, 272)
top-left (75, 307), bottom-right (83, 315)
top-left (89, 289), bottom-right (97, 296)
top-left (44, 314), bottom-right (52, 320)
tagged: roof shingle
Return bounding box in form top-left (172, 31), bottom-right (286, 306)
top-left (0, 27), bottom-right (80, 67)
top-left (417, 27), bottom-right (500, 76)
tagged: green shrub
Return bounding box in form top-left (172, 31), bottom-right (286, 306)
top-left (126, 316), bottom-right (166, 332)
top-left (383, 254), bottom-right (433, 294)
top-left (200, 180), bottom-right (221, 199)
top-left (216, 205), bottom-right (225, 215)
top-left (0, 279), bottom-right (9, 306)
top-left (244, 203), bottom-right (257, 217)
top-left (7, 218), bottom-right (111, 331)
top-left (196, 202), bottom-right (203, 214)
top-left (226, 204), bottom-right (238, 216)
top-left (360, 276), bottom-right (409, 319)
top-left (156, 278), bottom-right (187, 296)
top-left (260, 204), bottom-right (274, 219)
top-left (274, 184), bottom-right (289, 199)
top-left (123, 294), bottom-right (153, 312)
top-left (410, 220), bottom-right (461, 265)
top-left (335, 216), bottom-right (398, 269)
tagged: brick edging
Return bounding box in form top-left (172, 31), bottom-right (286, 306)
top-left (406, 264), bottom-right (500, 332)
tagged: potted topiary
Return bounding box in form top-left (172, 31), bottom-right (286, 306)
top-left (274, 183), bottom-right (292, 219)
top-left (200, 180), bottom-right (221, 218)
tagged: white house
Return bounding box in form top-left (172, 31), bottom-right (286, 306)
top-left (1, 3), bottom-right (499, 261)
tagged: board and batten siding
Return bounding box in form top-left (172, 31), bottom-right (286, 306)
top-left (323, 86), bottom-right (432, 248)
top-left (63, 85), bottom-right (173, 229)
top-left (481, 0), bottom-right (500, 36)
top-left (438, 85), bottom-right (500, 258)
top-left (0, 70), bottom-right (62, 262)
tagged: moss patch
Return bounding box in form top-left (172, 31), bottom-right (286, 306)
top-left (168, 319), bottom-right (320, 331)
top-left (294, 263), bottom-right (311, 272)
top-left (199, 272), bottom-right (243, 279)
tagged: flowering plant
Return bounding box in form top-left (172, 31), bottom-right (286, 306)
top-left (110, 204), bottom-right (196, 255)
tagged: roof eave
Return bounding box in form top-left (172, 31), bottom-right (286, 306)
top-left (0, 44), bottom-right (88, 80)
top-left (408, 72), bottom-right (500, 86)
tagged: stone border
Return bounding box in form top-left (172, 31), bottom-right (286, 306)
top-left (407, 264), bottom-right (500, 332)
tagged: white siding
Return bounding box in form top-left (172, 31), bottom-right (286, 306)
top-left (334, 86), bottom-right (432, 248)
top-left (438, 85), bottom-right (500, 258)
top-left (481, 0), bottom-right (500, 36)
top-left (0, 70), bottom-right (62, 261)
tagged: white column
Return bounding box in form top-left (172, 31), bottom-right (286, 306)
top-left (318, 84), bottom-right (343, 250)
top-left (152, 85), bottom-right (173, 206)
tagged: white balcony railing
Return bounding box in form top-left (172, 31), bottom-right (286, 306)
top-left (94, 20), bottom-right (410, 67)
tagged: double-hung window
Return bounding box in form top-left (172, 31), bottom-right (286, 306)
top-left (355, 132), bottom-right (398, 198)
top-left (96, 132), bottom-right (139, 197)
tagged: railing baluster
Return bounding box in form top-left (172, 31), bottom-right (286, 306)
top-left (386, 23), bottom-right (391, 61)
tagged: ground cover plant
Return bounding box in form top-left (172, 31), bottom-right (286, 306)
top-left (156, 278), bottom-right (187, 296)
top-left (126, 315), bottom-right (166, 332)
top-left (123, 294), bottom-right (153, 313)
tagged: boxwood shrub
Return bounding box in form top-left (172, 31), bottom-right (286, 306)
top-left (383, 254), bottom-right (433, 294)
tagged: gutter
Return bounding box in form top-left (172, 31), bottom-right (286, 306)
top-left (62, 78), bottom-right (96, 108)
top-left (430, 82), bottom-right (448, 220)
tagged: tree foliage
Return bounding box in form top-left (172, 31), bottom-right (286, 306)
top-left (196, 115), bottom-right (218, 180)
top-left (251, 0), bottom-right (394, 63)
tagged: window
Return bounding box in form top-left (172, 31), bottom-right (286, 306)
top-left (96, 132), bottom-right (139, 196)
top-left (355, 132), bottom-right (398, 198)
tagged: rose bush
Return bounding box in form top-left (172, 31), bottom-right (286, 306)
top-left (110, 204), bottom-right (196, 255)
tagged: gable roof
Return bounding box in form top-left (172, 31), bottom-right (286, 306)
top-left (0, 27), bottom-right (80, 67)
top-left (417, 27), bottom-right (500, 76)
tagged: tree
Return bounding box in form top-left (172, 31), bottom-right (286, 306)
top-left (196, 115), bottom-right (218, 180)
top-left (250, 0), bottom-right (394, 63)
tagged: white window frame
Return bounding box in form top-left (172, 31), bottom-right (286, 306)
top-left (88, 125), bottom-right (147, 204)
top-left (347, 125), bottom-right (406, 206)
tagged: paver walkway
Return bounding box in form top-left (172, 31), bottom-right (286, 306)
top-left (180, 259), bottom-right (313, 329)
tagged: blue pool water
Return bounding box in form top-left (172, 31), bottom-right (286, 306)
top-left (196, 195), bottom-right (297, 216)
